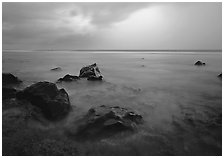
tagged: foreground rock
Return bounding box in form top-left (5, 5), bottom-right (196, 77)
top-left (57, 74), bottom-right (80, 82)
top-left (17, 81), bottom-right (71, 120)
top-left (74, 105), bottom-right (143, 139)
top-left (194, 61), bottom-right (206, 66)
top-left (3, 73), bottom-right (22, 85)
top-left (3, 87), bottom-right (18, 100)
top-left (51, 67), bottom-right (62, 71)
top-left (79, 63), bottom-right (103, 80)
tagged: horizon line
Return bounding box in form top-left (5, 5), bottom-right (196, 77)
top-left (3, 49), bottom-right (222, 52)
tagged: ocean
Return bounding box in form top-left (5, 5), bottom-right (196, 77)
top-left (2, 50), bottom-right (222, 155)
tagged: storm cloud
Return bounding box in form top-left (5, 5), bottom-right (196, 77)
top-left (2, 2), bottom-right (222, 50)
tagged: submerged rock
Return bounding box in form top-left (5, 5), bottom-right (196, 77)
top-left (57, 74), bottom-right (80, 82)
top-left (218, 73), bottom-right (222, 78)
top-left (194, 61), bottom-right (206, 66)
top-left (3, 73), bottom-right (22, 85)
top-left (16, 81), bottom-right (71, 120)
top-left (79, 63), bottom-right (103, 80)
top-left (51, 67), bottom-right (62, 71)
top-left (74, 105), bottom-right (143, 139)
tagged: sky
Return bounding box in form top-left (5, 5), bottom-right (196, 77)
top-left (2, 2), bottom-right (222, 50)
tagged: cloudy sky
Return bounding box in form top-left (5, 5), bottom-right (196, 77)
top-left (2, 2), bottom-right (222, 50)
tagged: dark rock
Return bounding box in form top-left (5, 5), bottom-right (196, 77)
top-left (51, 67), bottom-right (62, 71)
top-left (79, 63), bottom-right (103, 80)
top-left (87, 75), bottom-right (103, 81)
top-left (218, 73), bottom-right (222, 78)
top-left (57, 74), bottom-right (80, 82)
top-left (16, 81), bottom-right (71, 120)
top-left (194, 61), bottom-right (206, 66)
top-left (3, 73), bottom-right (22, 85)
top-left (3, 87), bottom-right (18, 100)
top-left (74, 105), bottom-right (143, 139)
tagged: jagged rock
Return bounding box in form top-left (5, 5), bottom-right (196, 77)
top-left (218, 73), bottom-right (222, 78)
top-left (74, 105), bottom-right (143, 139)
top-left (3, 87), bottom-right (18, 100)
top-left (3, 73), bottom-right (22, 85)
top-left (51, 67), bottom-right (62, 71)
top-left (57, 74), bottom-right (80, 82)
top-left (16, 81), bottom-right (71, 120)
top-left (194, 61), bottom-right (205, 66)
top-left (79, 63), bottom-right (103, 80)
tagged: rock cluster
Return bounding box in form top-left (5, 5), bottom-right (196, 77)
top-left (74, 105), bottom-right (143, 138)
top-left (194, 61), bottom-right (206, 66)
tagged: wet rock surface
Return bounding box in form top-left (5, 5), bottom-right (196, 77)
top-left (79, 63), bottom-right (103, 80)
top-left (73, 105), bottom-right (143, 139)
top-left (3, 73), bottom-right (22, 85)
top-left (16, 81), bottom-right (71, 120)
top-left (57, 74), bottom-right (80, 82)
top-left (194, 61), bottom-right (206, 66)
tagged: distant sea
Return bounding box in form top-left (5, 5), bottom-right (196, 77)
top-left (2, 50), bottom-right (222, 155)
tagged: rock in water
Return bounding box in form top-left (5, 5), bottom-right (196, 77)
top-left (74, 105), bottom-right (143, 139)
top-left (194, 61), bottom-right (206, 66)
top-left (57, 74), bottom-right (80, 82)
top-left (218, 73), bottom-right (222, 78)
top-left (79, 63), bottom-right (103, 80)
top-left (51, 67), bottom-right (62, 71)
top-left (3, 73), bottom-right (22, 85)
top-left (16, 81), bottom-right (71, 120)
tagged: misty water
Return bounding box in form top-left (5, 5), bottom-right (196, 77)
top-left (3, 51), bottom-right (222, 155)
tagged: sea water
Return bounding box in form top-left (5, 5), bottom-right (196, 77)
top-left (2, 50), bottom-right (222, 155)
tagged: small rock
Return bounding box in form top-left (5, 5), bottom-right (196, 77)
top-left (57, 74), bottom-right (80, 82)
top-left (51, 67), bottom-right (62, 71)
top-left (194, 61), bottom-right (206, 66)
top-left (3, 73), bottom-right (22, 85)
top-left (16, 81), bottom-right (71, 120)
top-left (218, 73), bottom-right (222, 78)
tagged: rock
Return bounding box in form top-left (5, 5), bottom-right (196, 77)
top-left (194, 61), bottom-right (206, 66)
top-left (218, 73), bottom-right (222, 78)
top-left (16, 81), bottom-right (71, 120)
top-left (74, 105), bottom-right (143, 139)
top-left (3, 87), bottom-right (18, 100)
top-left (51, 67), bottom-right (62, 71)
top-left (57, 74), bottom-right (80, 82)
top-left (3, 73), bottom-right (22, 85)
top-left (87, 75), bottom-right (103, 81)
top-left (79, 63), bottom-right (103, 80)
